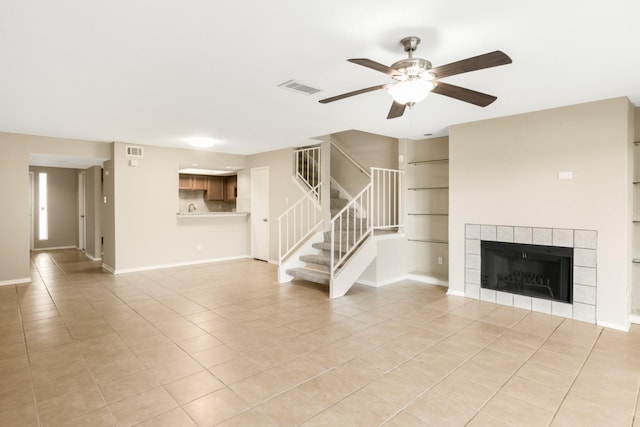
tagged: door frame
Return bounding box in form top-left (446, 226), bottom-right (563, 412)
top-left (29, 171), bottom-right (34, 250)
top-left (78, 171), bottom-right (86, 251)
top-left (250, 166), bottom-right (270, 261)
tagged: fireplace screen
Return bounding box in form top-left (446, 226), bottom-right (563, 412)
top-left (481, 241), bottom-right (573, 303)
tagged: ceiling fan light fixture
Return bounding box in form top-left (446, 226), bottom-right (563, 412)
top-left (387, 78), bottom-right (434, 105)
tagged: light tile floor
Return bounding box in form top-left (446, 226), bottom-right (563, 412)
top-left (0, 249), bottom-right (639, 426)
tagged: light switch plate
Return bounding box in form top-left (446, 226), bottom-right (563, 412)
top-left (558, 171), bottom-right (573, 180)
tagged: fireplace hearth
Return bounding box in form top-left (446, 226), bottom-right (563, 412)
top-left (481, 241), bottom-right (573, 304)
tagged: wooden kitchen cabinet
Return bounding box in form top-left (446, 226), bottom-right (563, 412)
top-left (179, 174), bottom-right (208, 190)
top-left (193, 175), bottom-right (207, 190)
top-left (225, 176), bottom-right (237, 201)
top-left (179, 174), bottom-right (193, 190)
top-left (206, 176), bottom-right (225, 201)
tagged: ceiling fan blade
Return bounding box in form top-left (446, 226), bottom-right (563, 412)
top-left (431, 81), bottom-right (497, 107)
top-left (387, 101), bottom-right (406, 119)
top-left (319, 84), bottom-right (389, 104)
top-left (348, 58), bottom-right (405, 78)
top-left (430, 51), bottom-right (512, 79)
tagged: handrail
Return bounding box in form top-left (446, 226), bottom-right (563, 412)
top-left (330, 140), bottom-right (371, 178)
top-left (329, 167), bottom-right (404, 280)
top-left (294, 146), bottom-right (321, 198)
top-left (330, 184), bottom-right (373, 276)
top-left (278, 183), bottom-right (323, 265)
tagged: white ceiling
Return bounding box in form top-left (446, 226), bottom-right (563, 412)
top-left (1, 1), bottom-right (639, 156)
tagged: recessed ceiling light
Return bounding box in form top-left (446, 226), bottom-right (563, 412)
top-left (183, 137), bottom-right (218, 148)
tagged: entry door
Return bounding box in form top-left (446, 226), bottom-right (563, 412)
top-left (251, 167), bottom-right (269, 261)
top-left (78, 172), bottom-right (86, 251)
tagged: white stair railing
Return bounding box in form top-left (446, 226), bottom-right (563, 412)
top-left (278, 183), bottom-right (323, 265)
top-left (329, 168), bottom-right (404, 280)
top-left (330, 185), bottom-right (373, 274)
top-left (294, 146), bottom-right (321, 199)
top-left (371, 167), bottom-right (404, 230)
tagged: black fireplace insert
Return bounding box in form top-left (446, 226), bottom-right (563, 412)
top-left (481, 241), bottom-right (573, 303)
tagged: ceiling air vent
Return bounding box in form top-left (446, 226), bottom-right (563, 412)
top-left (278, 80), bottom-right (321, 96)
top-left (126, 146), bottom-right (143, 157)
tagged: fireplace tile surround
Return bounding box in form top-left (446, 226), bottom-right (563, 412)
top-left (465, 224), bottom-right (597, 324)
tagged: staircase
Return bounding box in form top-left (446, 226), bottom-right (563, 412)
top-left (278, 143), bottom-right (403, 298)
top-left (285, 187), bottom-right (363, 286)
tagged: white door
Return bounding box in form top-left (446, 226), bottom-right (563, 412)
top-left (78, 172), bottom-right (86, 251)
top-left (251, 167), bottom-right (269, 261)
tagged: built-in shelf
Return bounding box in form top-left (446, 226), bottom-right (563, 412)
top-left (408, 159), bottom-right (449, 165)
top-left (633, 259), bottom-right (640, 264)
top-left (407, 213), bottom-right (448, 216)
top-left (408, 238), bottom-right (449, 244)
top-left (408, 186), bottom-right (449, 190)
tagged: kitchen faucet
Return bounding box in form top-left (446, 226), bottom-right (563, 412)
top-left (188, 203), bottom-right (196, 213)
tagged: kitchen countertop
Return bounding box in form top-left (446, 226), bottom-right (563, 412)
top-left (176, 212), bottom-right (249, 217)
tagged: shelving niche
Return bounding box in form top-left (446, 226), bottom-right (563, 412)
top-left (633, 141), bottom-right (640, 319)
top-left (404, 137), bottom-right (449, 284)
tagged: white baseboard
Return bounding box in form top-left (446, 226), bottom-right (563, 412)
top-left (112, 255), bottom-right (251, 275)
top-left (85, 253), bottom-right (102, 262)
top-left (446, 289), bottom-right (466, 297)
top-left (0, 277), bottom-right (31, 286)
top-left (406, 273), bottom-right (449, 287)
top-left (357, 274), bottom-right (407, 288)
top-left (101, 263), bottom-right (115, 274)
top-left (597, 319), bottom-right (630, 332)
top-left (31, 245), bottom-right (76, 252)
top-left (629, 313), bottom-right (640, 325)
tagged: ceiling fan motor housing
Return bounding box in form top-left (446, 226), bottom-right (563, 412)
top-left (391, 58), bottom-right (433, 80)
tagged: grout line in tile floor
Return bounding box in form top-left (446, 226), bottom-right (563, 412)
top-left (3, 249), bottom-right (639, 426)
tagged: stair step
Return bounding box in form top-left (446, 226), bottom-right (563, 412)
top-left (323, 231), bottom-right (366, 243)
top-left (330, 208), bottom-right (360, 218)
top-left (286, 268), bottom-right (330, 285)
top-left (299, 254), bottom-right (331, 267)
top-left (330, 198), bottom-right (349, 209)
top-left (312, 242), bottom-right (349, 253)
top-left (330, 188), bottom-right (340, 199)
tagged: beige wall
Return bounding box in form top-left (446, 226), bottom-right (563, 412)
top-left (85, 166), bottom-right (103, 260)
top-left (102, 158), bottom-right (115, 270)
top-left (403, 136), bottom-right (449, 280)
top-left (30, 166), bottom-right (78, 250)
top-left (111, 142), bottom-right (249, 272)
top-left (449, 97), bottom-right (634, 329)
top-left (0, 132), bottom-right (110, 283)
top-left (247, 147), bottom-right (304, 262)
top-left (331, 130), bottom-right (398, 197)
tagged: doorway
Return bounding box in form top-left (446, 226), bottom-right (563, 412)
top-left (251, 167), bottom-right (270, 261)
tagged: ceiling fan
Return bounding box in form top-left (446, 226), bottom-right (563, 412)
top-left (319, 36), bottom-right (512, 119)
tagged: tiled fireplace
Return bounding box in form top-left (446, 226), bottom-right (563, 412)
top-left (465, 224), bottom-right (597, 324)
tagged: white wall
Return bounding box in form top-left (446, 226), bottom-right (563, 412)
top-left (449, 97), bottom-right (634, 330)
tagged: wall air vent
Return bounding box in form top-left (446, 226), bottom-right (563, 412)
top-left (126, 146), bottom-right (143, 157)
top-left (278, 80), bottom-right (321, 95)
